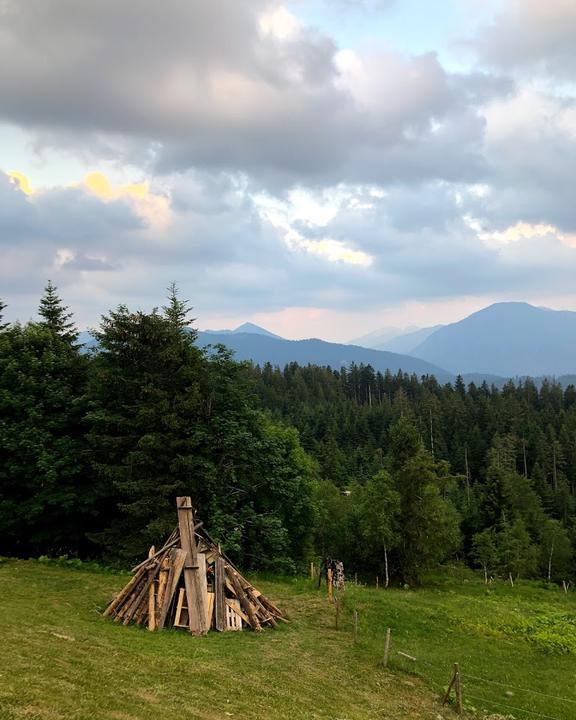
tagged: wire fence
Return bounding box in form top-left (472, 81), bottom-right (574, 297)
top-left (318, 577), bottom-right (576, 720)
top-left (388, 636), bottom-right (576, 719)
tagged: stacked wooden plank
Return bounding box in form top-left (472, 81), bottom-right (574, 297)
top-left (104, 496), bottom-right (285, 634)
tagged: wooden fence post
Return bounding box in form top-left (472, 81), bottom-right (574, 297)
top-left (383, 627), bottom-right (391, 667)
top-left (327, 567), bottom-right (333, 602)
top-left (455, 663), bottom-right (463, 714)
top-left (442, 663), bottom-right (462, 715)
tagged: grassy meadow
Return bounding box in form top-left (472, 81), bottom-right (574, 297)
top-left (1, 558), bottom-right (575, 720)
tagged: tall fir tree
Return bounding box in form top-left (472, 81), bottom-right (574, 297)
top-left (163, 282), bottom-right (197, 339)
top-left (38, 280), bottom-right (78, 342)
top-left (0, 298), bottom-right (8, 330)
top-left (0, 317), bottom-right (89, 555)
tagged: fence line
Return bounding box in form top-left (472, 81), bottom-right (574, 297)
top-left (466, 693), bottom-right (564, 720)
top-left (393, 645), bottom-right (575, 718)
top-left (463, 672), bottom-right (576, 705)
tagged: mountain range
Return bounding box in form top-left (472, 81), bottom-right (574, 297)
top-left (197, 331), bottom-right (452, 382)
top-left (410, 302), bottom-right (576, 377)
top-left (78, 302), bottom-right (576, 383)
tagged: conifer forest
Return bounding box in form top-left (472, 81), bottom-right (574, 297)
top-left (1, 284), bottom-right (575, 588)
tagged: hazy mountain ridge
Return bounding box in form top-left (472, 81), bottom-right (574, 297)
top-left (202, 322), bottom-right (281, 339)
top-left (197, 331), bottom-right (453, 382)
top-left (412, 302), bottom-right (576, 377)
top-left (78, 302), bottom-right (576, 382)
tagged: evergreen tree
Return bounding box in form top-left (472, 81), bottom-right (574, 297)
top-left (163, 281), bottom-right (197, 338)
top-left (0, 298), bottom-right (8, 330)
top-left (38, 280), bottom-right (78, 342)
top-left (86, 306), bottom-right (206, 560)
top-left (0, 320), bottom-right (89, 555)
top-left (389, 419), bottom-right (461, 584)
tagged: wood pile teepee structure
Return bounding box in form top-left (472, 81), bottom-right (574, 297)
top-left (104, 496), bottom-right (285, 634)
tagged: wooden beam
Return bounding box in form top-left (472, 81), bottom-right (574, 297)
top-left (157, 548), bottom-right (186, 630)
top-left (214, 556), bottom-right (227, 632)
top-left (176, 496), bottom-right (207, 635)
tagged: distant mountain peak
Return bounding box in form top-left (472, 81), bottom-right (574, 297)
top-left (202, 322), bottom-right (282, 339)
top-left (412, 301), bottom-right (576, 377)
top-left (232, 322), bottom-right (281, 338)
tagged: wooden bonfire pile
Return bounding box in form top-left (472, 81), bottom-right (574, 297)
top-left (104, 496), bottom-right (285, 634)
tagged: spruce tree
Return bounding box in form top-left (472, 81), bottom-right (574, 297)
top-left (38, 280), bottom-right (78, 342)
top-left (0, 317), bottom-right (89, 556)
top-left (163, 282), bottom-right (197, 339)
top-left (0, 298), bottom-right (8, 330)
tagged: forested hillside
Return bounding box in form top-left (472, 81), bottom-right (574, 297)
top-left (252, 362), bottom-right (576, 583)
top-left (1, 286), bottom-right (575, 588)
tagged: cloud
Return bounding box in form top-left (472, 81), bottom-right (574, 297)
top-left (471, 0), bottom-right (576, 80)
top-left (1, 0), bottom-right (576, 336)
top-left (3, 167), bottom-right (576, 334)
top-left (0, 0), bottom-right (504, 188)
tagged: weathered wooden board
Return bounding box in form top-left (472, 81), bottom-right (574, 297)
top-left (177, 496), bottom-right (207, 635)
top-left (214, 556), bottom-right (227, 632)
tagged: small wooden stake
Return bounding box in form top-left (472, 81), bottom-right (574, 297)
top-left (509, 572), bottom-right (514, 587)
top-left (442, 663), bottom-right (462, 714)
top-left (397, 651), bottom-right (416, 662)
top-left (383, 627), bottom-right (391, 667)
top-left (310, 561), bottom-right (315, 580)
top-left (455, 663), bottom-right (463, 714)
top-left (563, 580), bottom-right (568, 593)
top-left (327, 567), bottom-right (334, 602)
top-left (353, 609), bottom-right (358, 644)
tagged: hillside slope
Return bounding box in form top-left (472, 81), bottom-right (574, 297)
top-left (413, 302), bottom-right (576, 376)
top-left (2, 560), bottom-right (575, 720)
top-left (197, 331), bottom-right (453, 381)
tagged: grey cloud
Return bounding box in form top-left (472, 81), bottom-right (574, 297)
top-left (0, 0), bottom-right (503, 188)
top-left (471, 0), bottom-right (576, 80)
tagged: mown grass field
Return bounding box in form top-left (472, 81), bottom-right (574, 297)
top-left (1, 559), bottom-right (575, 720)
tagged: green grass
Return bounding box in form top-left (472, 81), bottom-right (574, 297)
top-left (1, 560), bottom-right (575, 720)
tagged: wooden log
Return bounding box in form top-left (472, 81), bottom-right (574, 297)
top-left (246, 587), bottom-right (278, 627)
top-left (157, 548), bottom-right (186, 630)
top-left (130, 530), bottom-right (179, 572)
top-left (122, 567), bottom-right (161, 626)
top-left (103, 565), bottom-right (148, 617)
top-left (113, 574), bottom-right (148, 621)
top-left (214, 556), bottom-right (227, 632)
top-left (177, 496), bottom-right (207, 635)
top-left (154, 555), bottom-right (171, 627)
top-left (225, 566), bottom-right (261, 632)
top-left (147, 546), bottom-right (156, 631)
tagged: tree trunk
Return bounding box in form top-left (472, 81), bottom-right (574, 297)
top-left (384, 545), bottom-right (389, 589)
top-left (547, 537), bottom-right (555, 583)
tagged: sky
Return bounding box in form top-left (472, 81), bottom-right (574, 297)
top-left (1, 0), bottom-right (576, 341)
